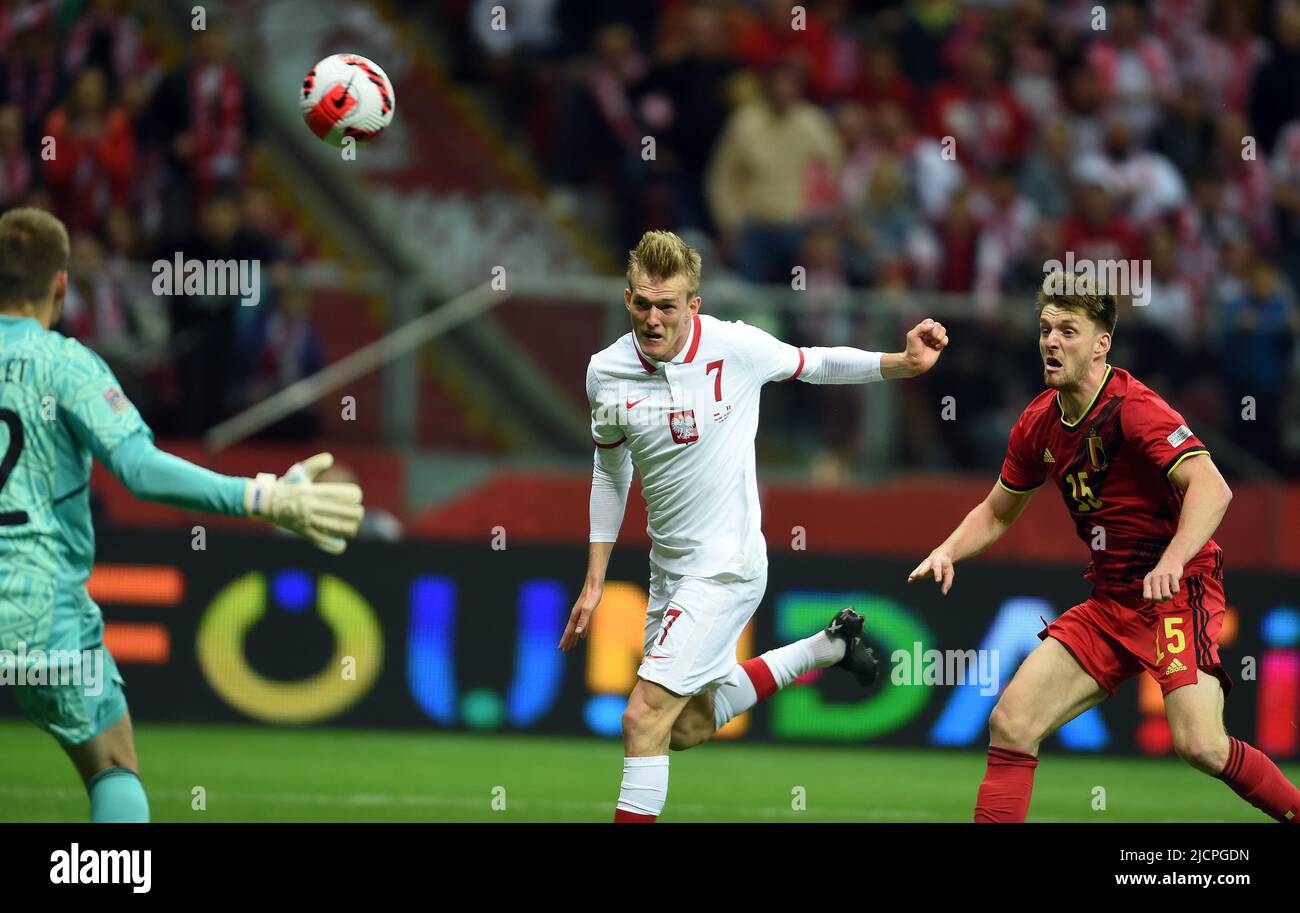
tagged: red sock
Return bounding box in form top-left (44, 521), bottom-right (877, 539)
top-left (974, 746), bottom-right (1039, 823)
top-left (613, 809), bottom-right (656, 823)
top-left (740, 657), bottom-right (778, 701)
top-left (1218, 737), bottom-right (1300, 822)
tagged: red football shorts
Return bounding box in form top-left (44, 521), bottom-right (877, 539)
top-left (1038, 573), bottom-right (1233, 697)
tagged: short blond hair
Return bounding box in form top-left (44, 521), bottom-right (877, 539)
top-left (0, 207), bottom-right (70, 308)
top-left (626, 230), bottom-right (702, 298)
top-left (1036, 270), bottom-right (1117, 334)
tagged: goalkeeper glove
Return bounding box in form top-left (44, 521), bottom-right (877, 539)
top-left (244, 453), bottom-right (365, 554)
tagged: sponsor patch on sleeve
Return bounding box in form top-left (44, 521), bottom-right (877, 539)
top-left (103, 387), bottom-right (129, 414)
top-left (1166, 424), bottom-right (1193, 447)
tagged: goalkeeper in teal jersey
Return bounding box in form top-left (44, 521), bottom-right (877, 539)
top-left (0, 208), bottom-right (366, 822)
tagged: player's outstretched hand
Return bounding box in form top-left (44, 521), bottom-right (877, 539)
top-left (1142, 556), bottom-right (1183, 603)
top-left (908, 549), bottom-right (955, 595)
top-left (902, 318), bottom-right (949, 376)
top-left (559, 582), bottom-right (602, 651)
top-left (244, 453), bottom-right (365, 555)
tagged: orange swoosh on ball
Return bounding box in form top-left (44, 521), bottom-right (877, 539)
top-left (305, 83), bottom-right (356, 139)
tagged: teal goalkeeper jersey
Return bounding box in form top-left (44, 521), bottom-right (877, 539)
top-left (0, 315), bottom-right (149, 587)
top-left (0, 314), bottom-right (247, 594)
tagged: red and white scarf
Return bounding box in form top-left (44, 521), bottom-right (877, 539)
top-left (189, 63), bottom-right (245, 184)
top-left (1087, 36), bottom-right (1177, 99)
top-left (63, 11), bottom-right (140, 82)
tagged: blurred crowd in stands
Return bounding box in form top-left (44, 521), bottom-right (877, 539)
top-left (0, 0), bottom-right (324, 439)
top-left (3, 0), bottom-right (1298, 479)
top-left (444, 0), bottom-right (1300, 475)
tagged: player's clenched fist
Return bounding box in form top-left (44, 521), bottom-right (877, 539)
top-left (884, 318), bottom-right (950, 378)
top-left (908, 549), bottom-right (956, 595)
top-left (907, 318), bottom-right (949, 370)
top-left (560, 582), bottom-right (603, 651)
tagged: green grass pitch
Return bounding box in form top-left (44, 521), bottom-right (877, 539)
top-left (1, 719), bottom-right (1294, 822)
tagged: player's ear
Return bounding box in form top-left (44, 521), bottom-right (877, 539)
top-left (689, 295), bottom-right (701, 314)
top-left (1096, 329), bottom-right (1111, 357)
top-left (49, 271), bottom-right (68, 325)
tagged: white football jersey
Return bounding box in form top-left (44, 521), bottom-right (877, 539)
top-left (586, 313), bottom-right (808, 579)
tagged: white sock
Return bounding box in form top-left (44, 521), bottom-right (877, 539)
top-left (712, 632), bottom-right (847, 729)
top-left (762, 631), bottom-right (845, 688)
top-left (616, 756), bottom-right (669, 818)
top-left (712, 664), bottom-right (758, 730)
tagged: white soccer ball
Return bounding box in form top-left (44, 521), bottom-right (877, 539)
top-left (299, 53), bottom-right (395, 147)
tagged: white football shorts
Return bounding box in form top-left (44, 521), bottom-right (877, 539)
top-left (637, 562), bottom-right (767, 696)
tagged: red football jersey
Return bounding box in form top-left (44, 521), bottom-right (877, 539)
top-left (999, 364), bottom-right (1222, 592)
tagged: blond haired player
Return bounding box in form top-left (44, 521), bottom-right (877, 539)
top-left (560, 230), bottom-right (948, 822)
